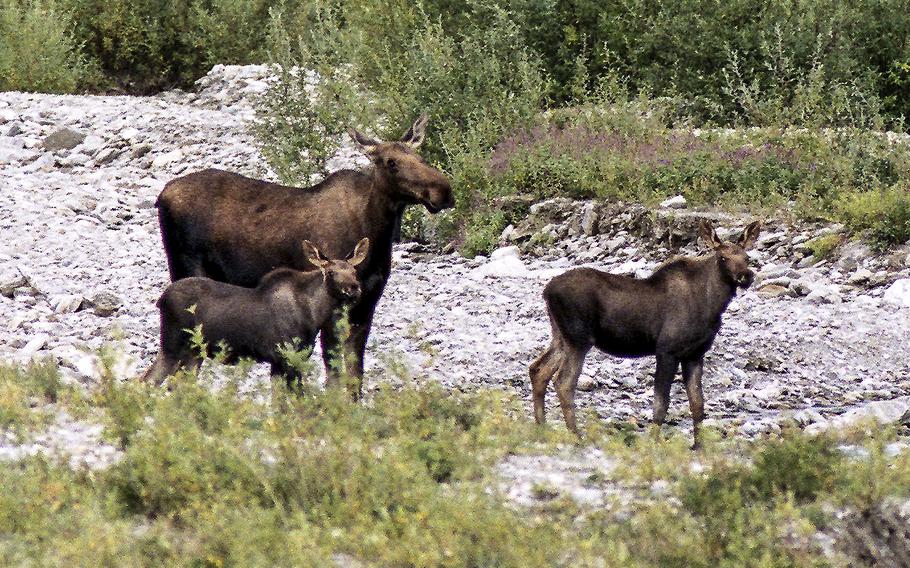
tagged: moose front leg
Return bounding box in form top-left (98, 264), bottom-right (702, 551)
top-left (682, 358), bottom-right (705, 450)
top-left (651, 353), bottom-right (678, 441)
top-left (342, 319), bottom-right (371, 400)
top-left (270, 361), bottom-right (302, 392)
top-left (320, 305), bottom-right (375, 401)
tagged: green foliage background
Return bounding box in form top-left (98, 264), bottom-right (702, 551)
top-left (3, 0), bottom-right (910, 251)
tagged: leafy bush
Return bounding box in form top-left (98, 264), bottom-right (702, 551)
top-left (0, 0), bottom-right (93, 93)
top-left (60, 0), bottom-right (273, 91)
top-left (805, 234), bottom-right (842, 260)
top-left (837, 182), bottom-right (910, 248)
top-left (257, 0), bottom-right (548, 249)
top-left (0, 362), bottom-right (71, 432)
top-left (2, 358), bottom-right (910, 565)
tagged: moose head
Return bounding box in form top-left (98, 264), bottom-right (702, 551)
top-left (348, 114), bottom-right (454, 213)
top-left (699, 220), bottom-right (761, 289)
top-left (302, 238), bottom-right (370, 302)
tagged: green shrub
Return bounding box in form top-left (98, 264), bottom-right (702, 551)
top-left (0, 362), bottom-right (69, 432)
top-left (60, 0), bottom-right (273, 91)
top-left (250, 0), bottom-right (910, 255)
top-left (0, 0), bottom-right (93, 93)
top-left (805, 234), bottom-right (842, 260)
top-left (257, 0), bottom-right (548, 253)
top-left (2, 356), bottom-right (910, 566)
top-left (837, 182), bottom-right (910, 248)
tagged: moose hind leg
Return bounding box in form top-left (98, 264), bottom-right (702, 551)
top-left (529, 342), bottom-right (562, 425)
top-left (142, 353), bottom-right (183, 386)
top-left (553, 345), bottom-right (588, 434)
top-left (652, 353), bottom-right (679, 438)
top-left (682, 358), bottom-right (705, 450)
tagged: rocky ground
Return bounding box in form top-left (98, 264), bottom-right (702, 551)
top-left (2, 64), bottom-right (910, 467)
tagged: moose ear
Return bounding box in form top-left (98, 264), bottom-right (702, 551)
top-left (400, 113), bottom-right (428, 148)
top-left (348, 127), bottom-right (380, 154)
top-left (699, 220), bottom-right (722, 250)
top-left (347, 238), bottom-right (370, 267)
top-left (739, 221), bottom-right (761, 250)
top-left (302, 240), bottom-right (329, 269)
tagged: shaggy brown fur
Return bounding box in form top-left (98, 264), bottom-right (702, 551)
top-left (154, 115), bottom-right (452, 398)
top-left (143, 239), bottom-right (369, 389)
top-left (530, 220), bottom-right (761, 448)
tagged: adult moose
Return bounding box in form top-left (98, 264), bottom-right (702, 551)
top-left (529, 220), bottom-right (761, 448)
top-left (154, 115), bottom-right (453, 397)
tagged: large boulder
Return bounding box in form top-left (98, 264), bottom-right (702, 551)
top-left (807, 397), bottom-right (910, 434)
top-left (883, 278), bottom-right (910, 308)
top-left (472, 246), bottom-right (530, 278)
top-left (43, 128), bottom-right (86, 152)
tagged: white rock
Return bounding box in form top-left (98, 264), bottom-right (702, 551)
top-left (50, 294), bottom-right (83, 313)
top-left (883, 278), bottom-right (910, 308)
top-left (581, 201), bottom-right (598, 236)
top-left (473, 254), bottom-right (529, 278)
top-left (490, 245), bottom-right (521, 260)
top-left (792, 408), bottom-right (824, 427)
top-left (119, 127), bottom-right (140, 141)
top-left (807, 396), bottom-right (910, 434)
top-left (660, 195), bottom-right (687, 209)
top-left (848, 268), bottom-right (873, 285)
top-left (79, 135), bottom-right (104, 154)
top-left (806, 284), bottom-right (842, 304)
top-left (151, 148), bottom-right (184, 169)
top-left (885, 442), bottom-right (910, 458)
top-left (61, 152), bottom-right (91, 167)
top-left (19, 334), bottom-right (49, 357)
top-left (577, 374), bottom-right (597, 392)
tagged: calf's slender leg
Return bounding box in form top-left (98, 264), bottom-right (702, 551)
top-left (270, 361), bottom-right (300, 392)
top-left (530, 341), bottom-right (565, 425)
top-left (682, 358), bottom-right (705, 450)
top-left (651, 353), bottom-right (679, 439)
top-left (553, 344), bottom-right (589, 434)
top-left (142, 354), bottom-right (179, 386)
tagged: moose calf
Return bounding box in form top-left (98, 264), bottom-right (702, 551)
top-left (142, 238), bottom-right (370, 387)
top-left (529, 220), bottom-right (761, 448)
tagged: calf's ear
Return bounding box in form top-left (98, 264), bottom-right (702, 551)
top-left (348, 238), bottom-right (370, 267)
top-left (348, 128), bottom-right (380, 155)
top-left (302, 240), bottom-right (330, 269)
top-left (698, 220), bottom-right (722, 250)
top-left (739, 221), bottom-right (761, 250)
top-left (400, 113), bottom-right (428, 148)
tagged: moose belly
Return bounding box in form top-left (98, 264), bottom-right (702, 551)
top-left (594, 333), bottom-right (656, 359)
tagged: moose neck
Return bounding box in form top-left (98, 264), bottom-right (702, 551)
top-left (295, 272), bottom-right (337, 324)
top-left (367, 166), bottom-right (409, 259)
top-left (699, 256), bottom-right (738, 320)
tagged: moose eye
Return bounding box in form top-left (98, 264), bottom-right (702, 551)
top-left (386, 158), bottom-right (397, 171)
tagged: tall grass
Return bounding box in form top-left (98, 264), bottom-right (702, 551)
top-left (1, 359), bottom-right (908, 565)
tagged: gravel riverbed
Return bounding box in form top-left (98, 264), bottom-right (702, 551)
top-left (1, 65), bottom-right (909, 460)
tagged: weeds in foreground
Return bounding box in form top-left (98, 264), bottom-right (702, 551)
top-left (0, 361), bottom-right (80, 433)
top-left (0, 359), bottom-right (908, 566)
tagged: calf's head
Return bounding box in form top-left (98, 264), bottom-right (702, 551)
top-left (302, 238), bottom-right (370, 302)
top-left (348, 114), bottom-right (454, 213)
top-left (699, 220), bottom-right (761, 288)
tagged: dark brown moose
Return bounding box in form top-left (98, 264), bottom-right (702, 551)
top-left (529, 220), bottom-right (761, 448)
top-left (142, 238), bottom-right (370, 387)
top-left (154, 115), bottom-right (453, 398)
